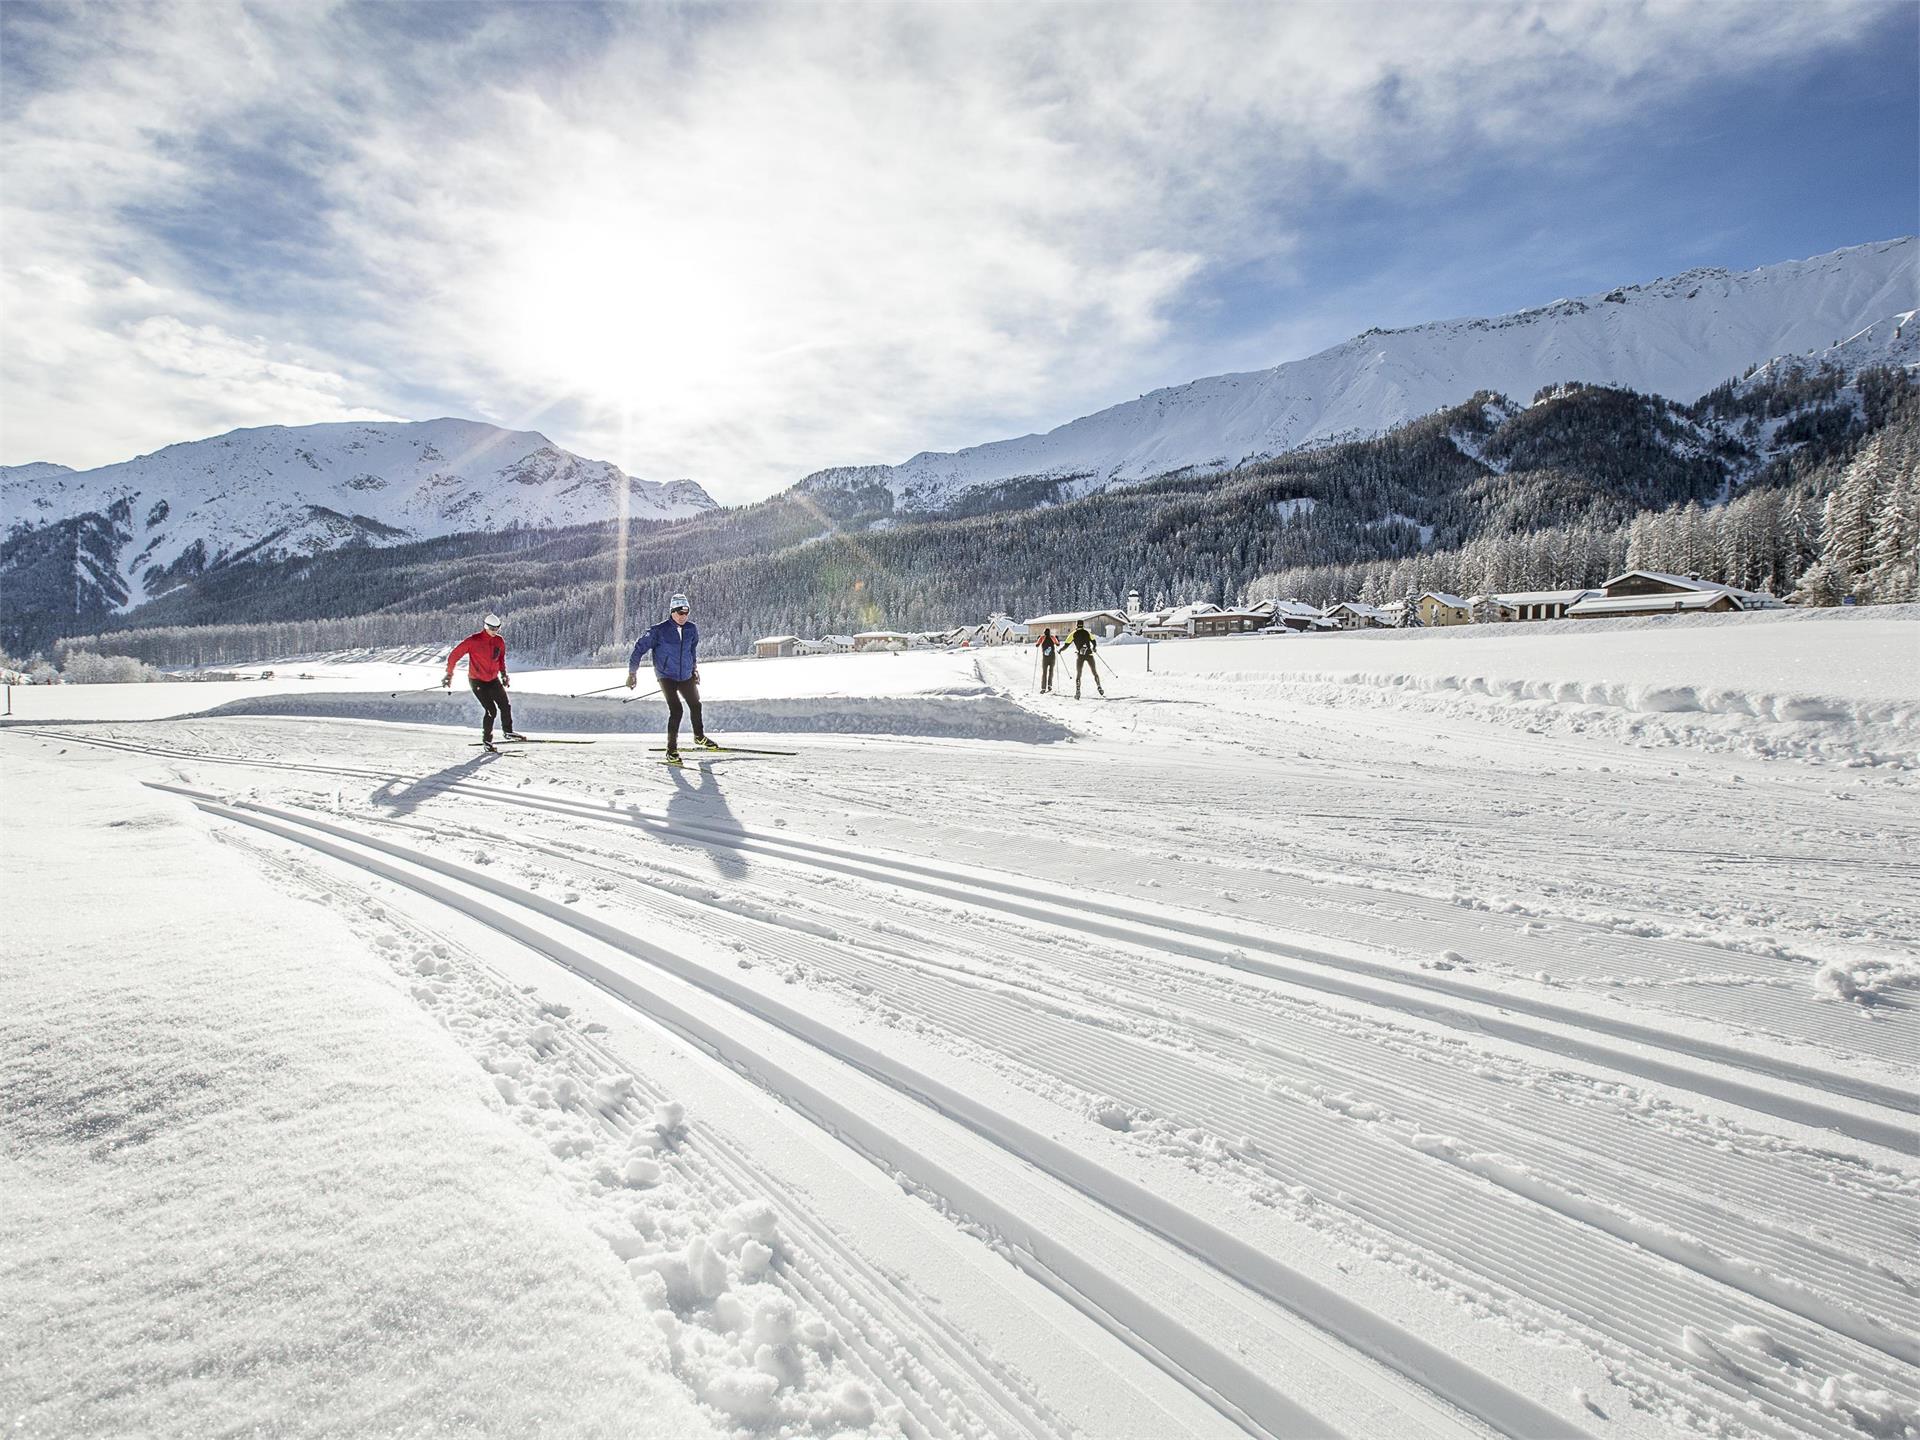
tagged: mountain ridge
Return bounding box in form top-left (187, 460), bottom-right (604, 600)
top-left (795, 237), bottom-right (1915, 515)
top-left (0, 417), bottom-right (717, 616)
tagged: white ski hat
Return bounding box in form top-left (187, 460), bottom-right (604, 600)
top-left (668, 593), bottom-right (690, 612)
top-left (483, 613), bottom-right (502, 628)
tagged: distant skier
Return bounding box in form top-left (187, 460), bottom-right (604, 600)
top-left (1068, 621), bottom-right (1105, 698)
top-left (627, 593), bottom-right (717, 763)
top-left (1036, 627), bottom-right (1060, 693)
top-left (444, 612), bottom-right (519, 747)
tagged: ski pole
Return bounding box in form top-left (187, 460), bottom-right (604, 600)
top-left (389, 683), bottom-right (449, 697)
top-left (570, 682), bottom-right (628, 698)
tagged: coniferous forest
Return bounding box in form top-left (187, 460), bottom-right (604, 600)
top-left (25, 365), bottom-right (1919, 668)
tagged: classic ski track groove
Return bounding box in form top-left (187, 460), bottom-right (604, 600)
top-left (308, 800), bottom-right (1920, 1435)
top-left (26, 727), bottom-right (1910, 1145)
top-left (222, 833), bottom-right (1039, 1440)
top-left (31, 708), bottom-right (1914, 1071)
top-left (24, 720), bottom-right (1916, 1436)
top-left (156, 779), bottom-right (1571, 1440)
top-left (387, 801), bottom-right (1917, 1278)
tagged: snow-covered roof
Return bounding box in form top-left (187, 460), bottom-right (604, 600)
top-left (1487, 588), bottom-right (1595, 605)
top-left (1025, 609), bottom-right (1128, 628)
top-left (1419, 592), bottom-right (1470, 609)
top-left (1597, 571), bottom-right (1784, 606)
top-left (852, 630), bottom-right (911, 640)
top-left (1567, 592), bottom-right (1737, 617)
top-left (754, 635), bottom-right (800, 645)
top-left (1324, 601), bottom-right (1395, 620)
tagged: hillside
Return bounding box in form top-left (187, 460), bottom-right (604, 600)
top-left (0, 418), bottom-right (717, 636)
top-left (796, 238), bottom-right (1914, 515)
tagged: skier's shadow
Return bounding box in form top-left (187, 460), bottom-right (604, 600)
top-left (369, 753), bottom-right (494, 818)
top-left (664, 764), bottom-right (749, 879)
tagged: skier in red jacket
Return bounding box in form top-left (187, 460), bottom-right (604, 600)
top-left (444, 613), bottom-right (519, 747)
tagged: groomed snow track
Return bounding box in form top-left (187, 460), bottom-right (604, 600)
top-left (152, 779), bottom-right (1525, 1440)
top-left (19, 721), bottom-right (1917, 1440)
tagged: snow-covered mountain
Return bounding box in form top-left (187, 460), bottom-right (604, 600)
top-left (0, 462), bottom-right (76, 486)
top-left (1, 418), bottom-right (715, 609)
top-left (799, 237), bottom-right (1916, 514)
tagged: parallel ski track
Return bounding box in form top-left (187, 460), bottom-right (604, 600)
top-left (28, 729), bottom-right (1920, 1435)
top-left (227, 831), bottom-right (1065, 1440)
top-left (158, 780), bottom-right (1561, 1440)
top-left (23, 727), bottom-right (1911, 1145)
top-left (301, 798), bottom-right (1920, 1440)
top-left (838, 739), bottom-right (1919, 1066)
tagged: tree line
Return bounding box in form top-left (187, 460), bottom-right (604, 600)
top-left (46, 366), bottom-right (1918, 668)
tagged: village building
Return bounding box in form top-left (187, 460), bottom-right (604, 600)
top-left (1188, 608), bottom-right (1271, 637)
top-left (753, 635), bottom-right (800, 659)
top-left (1321, 601), bottom-right (1395, 630)
top-left (795, 635), bottom-right (854, 655)
top-left (1479, 588), bottom-right (1596, 621)
top-left (1410, 592), bottom-right (1472, 627)
top-left (1262, 599), bottom-right (1336, 632)
top-left (1566, 571), bottom-right (1785, 619)
top-left (1132, 601), bottom-right (1214, 637)
top-left (984, 614), bottom-right (1029, 645)
top-left (851, 631), bottom-right (912, 652)
top-left (1025, 608), bottom-right (1130, 639)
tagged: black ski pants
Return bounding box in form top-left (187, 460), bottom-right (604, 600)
top-left (659, 677), bottom-right (703, 752)
top-left (1040, 652), bottom-right (1056, 691)
top-left (470, 678), bottom-right (512, 742)
top-left (1074, 651), bottom-right (1102, 696)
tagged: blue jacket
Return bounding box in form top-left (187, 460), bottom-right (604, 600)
top-left (629, 619), bottom-right (699, 682)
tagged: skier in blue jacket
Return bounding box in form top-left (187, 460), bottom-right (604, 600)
top-left (627, 593), bottom-right (717, 762)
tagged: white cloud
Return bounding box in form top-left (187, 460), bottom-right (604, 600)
top-left (0, 1), bottom-right (1887, 497)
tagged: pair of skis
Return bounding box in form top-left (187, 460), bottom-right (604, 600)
top-left (655, 743), bottom-right (795, 766)
top-left (465, 735), bottom-right (796, 764)
top-left (469, 735), bottom-right (595, 751)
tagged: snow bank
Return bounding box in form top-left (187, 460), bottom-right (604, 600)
top-left (4, 649), bottom-right (995, 723)
top-left (185, 688), bottom-right (1074, 742)
top-left (377, 909), bottom-right (917, 1436)
top-left (1082, 607), bottom-right (1920, 765)
top-left (0, 752), bottom-right (715, 1439)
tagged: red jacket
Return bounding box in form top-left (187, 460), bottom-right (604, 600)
top-left (447, 630), bottom-right (508, 683)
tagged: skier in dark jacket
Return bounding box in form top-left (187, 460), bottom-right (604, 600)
top-left (627, 593), bottom-right (716, 762)
top-left (1067, 621), bottom-right (1105, 698)
top-left (444, 612), bottom-right (519, 746)
top-left (1036, 627), bottom-right (1060, 693)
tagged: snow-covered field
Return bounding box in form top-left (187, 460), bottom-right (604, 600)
top-left (5, 610), bottom-right (1916, 1440)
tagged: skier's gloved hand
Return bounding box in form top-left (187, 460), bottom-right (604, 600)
top-left (691, 669), bottom-right (701, 685)
top-left (501, 675), bottom-right (510, 688)
top-left (441, 674), bottom-right (451, 689)
top-left (625, 672), bottom-right (637, 690)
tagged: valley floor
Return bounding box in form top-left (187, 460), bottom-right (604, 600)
top-left (3, 613), bottom-right (1916, 1440)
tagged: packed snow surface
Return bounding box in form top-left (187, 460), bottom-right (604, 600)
top-left (5, 607), bottom-right (1916, 1439)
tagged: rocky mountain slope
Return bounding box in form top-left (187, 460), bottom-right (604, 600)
top-left (0, 417), bottom-right (716, 617)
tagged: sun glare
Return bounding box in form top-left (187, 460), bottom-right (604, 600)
top-left (492, 217), bottom-right (753, 408)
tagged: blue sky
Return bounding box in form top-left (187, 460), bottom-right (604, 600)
top-left (2, 1), bottom-right (1913, 502)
